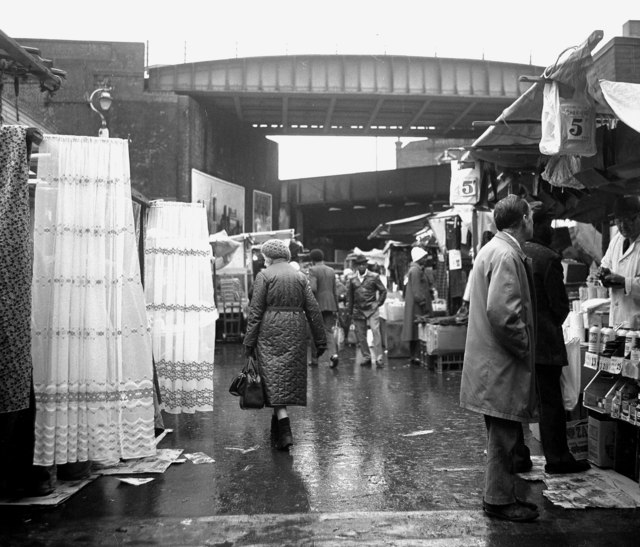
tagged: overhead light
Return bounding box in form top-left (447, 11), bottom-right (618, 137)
top-left (404, 201), bottom-right (420, 206)
top-left (353, 205), bottom-right (366, 209)
top-left (328, 207), bottom-right (341, 212)
top-left (378, 203), bottom-right (392, 208)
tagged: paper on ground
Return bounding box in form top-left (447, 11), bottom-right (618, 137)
top-left (0, 476), bottom-right (97, 506)
top-left (401, 430), bottom-right (434, 437)
top-left (518, 455), bottom-right (640, 509)
top-left (184, 452), bottom-right (215, 464)
top-left (118, 477), bottom-right (155, 486)
top-left (224, 445), bottom-right (259, 454)
top-left (94, 448), bottom-right (184, 475)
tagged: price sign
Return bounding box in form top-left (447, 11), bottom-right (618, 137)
top-left (450, 161), bottom-right (479, 205)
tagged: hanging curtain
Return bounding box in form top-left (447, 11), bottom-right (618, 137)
top-left (0, 125), bottom-right (32, 413)
top-left (32, 135), bottom-right (156, 466)
top-left (144, 201), bottom-right (217, 414)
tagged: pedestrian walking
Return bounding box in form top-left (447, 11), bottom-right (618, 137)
top-left (243, 239), bottom-right (327, 450)
top-left (523, 210), bottom-right (590, 475)
top-left (347, 254), bottom-right (387, 367)
top-left (401, 246), bottom-right (433, 365)
top-left (459, 194), bottom-right (539, 522)
top-left (307, 249), bottom-right (340, 368)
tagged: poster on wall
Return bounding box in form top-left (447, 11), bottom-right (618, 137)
top-left (191, 169), bottom-right (245, 236)
top-left (253, 190), bottom-right (272, 232)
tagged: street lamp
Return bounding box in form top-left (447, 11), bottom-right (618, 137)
top-left (88, 87), bottom-right (113, 138)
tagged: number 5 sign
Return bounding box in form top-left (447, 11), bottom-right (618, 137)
top-left (449, 160), bottom-right (479, 205)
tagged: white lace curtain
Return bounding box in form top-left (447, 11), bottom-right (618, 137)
top-left (144, 201), bottom-right (217, 413)
top-left (32, 135), bottom-right (156, 466)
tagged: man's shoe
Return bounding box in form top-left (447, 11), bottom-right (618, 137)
top-left (409, 358), bottom-right (422, 366)
top-left (516, 497), bottom-right (538, 511)
top-left (514, 459), bottom-right (533, 473)
top-left (361, 358), bottom-right (372, 367)
top-left (376, 358), bottom-right (384, 368)
top-left (308, 361), bottom-right (318, 367)
top-left (482, 500), bottom-right (539, 522)
top-left (329, 355), bottom-right (339, 368)
top-left (545, 459), bottom-right (590, 474)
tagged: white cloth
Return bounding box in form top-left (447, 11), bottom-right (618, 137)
top-left (600, 80), bottom-right (640, 134)
top-left (601, 232), bottom-right (640, 328)
top-left (145, 201), bottom-right (217, 413)
top-left (32, 135), bottom-right (156, 466)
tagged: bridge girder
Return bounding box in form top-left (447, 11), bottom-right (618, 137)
top-left (147, 54), bottom-right (543, 139)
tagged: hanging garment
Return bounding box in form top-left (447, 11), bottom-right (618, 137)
top-left (144, 201), bottom-right (217, 413)
top-left (0, 125), bottom-right (32, 413)
top-left (32, 135), bottom-right (156, 465)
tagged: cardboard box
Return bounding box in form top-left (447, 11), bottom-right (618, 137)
top-left (566, 419), bottom-right (589, 461)
top-left (588, 415), bottom-right (616, 468)
top-left (531, 420), bottom-right (588, 461)
top-left (425, 323), bottom-right (467, 355)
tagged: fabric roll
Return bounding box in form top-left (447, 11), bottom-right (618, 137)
top-left (0, 125), bottom-right (32, 413)
top-left (145, 201), bottom-right (217, 413)
top-left (32, 135), bottom-right (156, 465)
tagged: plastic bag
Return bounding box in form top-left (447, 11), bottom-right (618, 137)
top-left (540, 81), bottom-right (597, 157)
top-left (561, 338), bottom-right (582, 411)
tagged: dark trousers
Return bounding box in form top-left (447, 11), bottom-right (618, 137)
top-left (535, 363), bottom-right (574, 466)
top-left (484, 415), bottom-right (521, 505)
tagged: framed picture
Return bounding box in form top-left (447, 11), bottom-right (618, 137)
top-left (191, 168), bottom-right (245, 236)
top-left (252, 190), bottom-right (272, 232)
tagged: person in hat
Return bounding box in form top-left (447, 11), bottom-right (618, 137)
top-left (598, 195), bottom-right (640, 328)
top-left (243, 239), bottom-right (327, 450)
top-left (346, 254), bottom-right (387, 367)
top-left (401, 246), bottom-right (433, 365)
top-left (307, 248), bottom-right (340, 368)
top-left (522, 209), bottom-right (590, 475)
top-left (459, 194), bottom-right (539, 522)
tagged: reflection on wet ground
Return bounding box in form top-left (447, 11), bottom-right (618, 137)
top-left (3, 343), bottom-right (640, 545)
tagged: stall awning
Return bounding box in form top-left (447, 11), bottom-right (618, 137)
top-left (367, 213), bottom-right (430, 241)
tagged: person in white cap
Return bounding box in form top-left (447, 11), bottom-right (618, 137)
top-left (401, 246), bottom-right (433, 365)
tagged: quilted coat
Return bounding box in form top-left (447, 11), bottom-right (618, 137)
top-left (459, 232), bottom-right (538, 423)
top-left (243, 259), bottom-right (326, 406)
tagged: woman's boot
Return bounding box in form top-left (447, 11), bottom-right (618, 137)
top-left (270, 413), bottom-right (279, 445)
top-left (276, 417), bottom-right (293, 450)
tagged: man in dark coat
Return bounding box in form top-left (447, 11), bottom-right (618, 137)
top-left (401, 246), bottom-right (433, 365)
top-left (523, 212), bottom-right (590, 474)
top-left (307, 248), bottom-right (340, 368)
top-left (347, 254), bottom-right (387, 367)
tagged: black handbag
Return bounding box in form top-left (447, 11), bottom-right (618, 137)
top-left (229, 356), bottom-right (265, 409)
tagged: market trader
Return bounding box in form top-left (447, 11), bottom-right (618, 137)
top-left (599, 195), bottom-right (640, 329)
top-left (347, 254), bottom-right (387, 367)
top-left (459, 194), bottom-right (539, 523)
top-left (401, 246), bottom-right (433, 366)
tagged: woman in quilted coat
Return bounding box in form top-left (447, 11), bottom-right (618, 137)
top-left (243, 239), bottom-right (327, 450)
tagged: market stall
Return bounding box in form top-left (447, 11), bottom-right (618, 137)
top-left (465, 28), bottom-right (640, 482)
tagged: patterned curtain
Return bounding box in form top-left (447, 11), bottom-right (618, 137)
top-left (144, 201), bottom-right (217, 413)
top-left (32, 135), bottom-right (156, 466)
top-left (0, 125), bottom-right (31, 413)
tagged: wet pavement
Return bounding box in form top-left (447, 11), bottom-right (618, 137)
top-left (2, 343), bottom-right (640, 545)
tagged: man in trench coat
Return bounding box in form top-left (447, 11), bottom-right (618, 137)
top-left (459, 194), bottom-right (539, 522)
